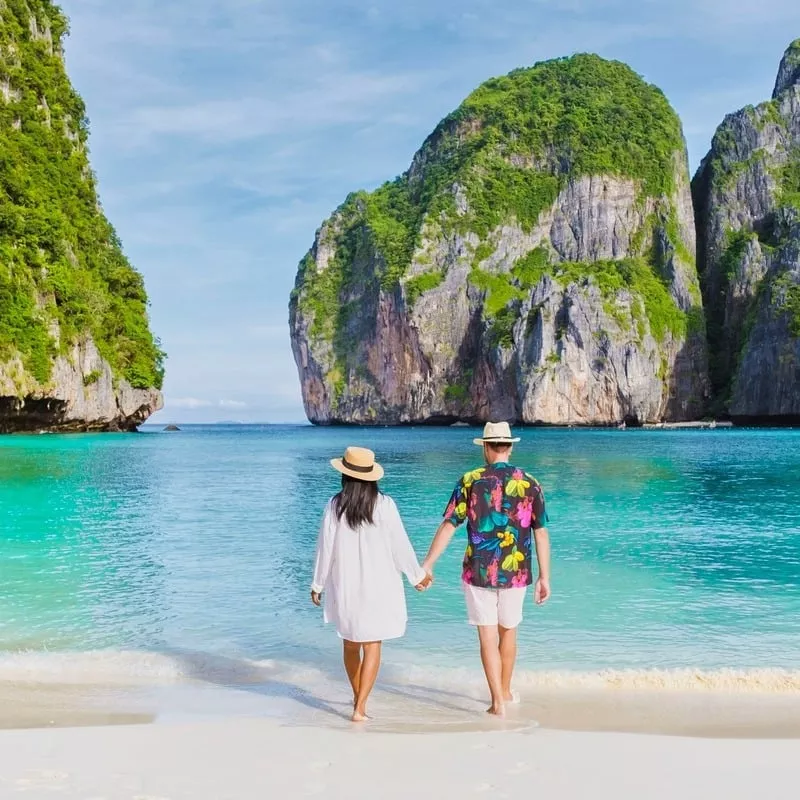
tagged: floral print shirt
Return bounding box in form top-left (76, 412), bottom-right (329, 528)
top-left (443, 463), bottom-right (547, 589)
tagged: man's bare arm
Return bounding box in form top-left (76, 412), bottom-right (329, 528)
top-left (533, 527), bottom-right (551, 604)
top-left (422, 520), bottom-right (457, 573)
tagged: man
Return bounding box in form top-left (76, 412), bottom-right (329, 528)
top-left (422, 421), bottom-right (551, 716)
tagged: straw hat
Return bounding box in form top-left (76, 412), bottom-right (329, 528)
top-left (330, 446), bottom-right (384, 481)
top-left (473, 421), bottom-right (521, 446)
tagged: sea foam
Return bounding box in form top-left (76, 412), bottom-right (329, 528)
top-left (0, 650), bottom-right (798, 694)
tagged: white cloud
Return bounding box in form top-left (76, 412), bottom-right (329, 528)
top-left (120, 71), bottom-right (432, 148)
top-left (168, 397), bottom-right (213, 409)
top-left (167, 397), bottom-right (249, 410)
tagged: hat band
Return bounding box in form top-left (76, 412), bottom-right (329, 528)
top-left (483, 437), bottom-right (512, 441)
top-left (342, 458), bottom-right (374, 474)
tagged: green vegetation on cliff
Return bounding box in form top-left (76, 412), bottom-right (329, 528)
top-left (778, 276), bottom-right (800, 337)
top-left (0, 0), bottom-right (163, 388)
top-left (472, 247), bottom-right (688, 348)
top-left (782, 39), bottom-right (800, 73)
top-left (404, 270), bottom-right (445, 306)
top-left (293, 53), bottom-right (688, 342)
top-left (778, 148), bottom-right (800, 209)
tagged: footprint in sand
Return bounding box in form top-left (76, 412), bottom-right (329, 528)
top-left (14, 769), bottom-right (70, 791)
top-left (507, 761), bottom-right (530, 775)
top-left (133, 795), bottom-right (173, 800)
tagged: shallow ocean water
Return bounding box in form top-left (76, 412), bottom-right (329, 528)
top-left (0, 424), bottom-right (798, 692)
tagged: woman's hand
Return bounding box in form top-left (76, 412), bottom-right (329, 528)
top-left (415, 572), bottom-right (434, 592)
top-left (311, 590), bottom-right (322, 606)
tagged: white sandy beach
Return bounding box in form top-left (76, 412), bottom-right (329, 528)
top-left (0, 715), bottom-right (798, 800)
top-left (0, 667), bottom-right (800, 799)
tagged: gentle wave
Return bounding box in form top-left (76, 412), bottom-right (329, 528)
top-left (391, 663), bottom-right (800, 693)
top-left (522, 668), bottom-right (800, 693)
top-left (0, 651), bottom-right (277, 685)
top-left (1, 651), bottom-right (799, 693)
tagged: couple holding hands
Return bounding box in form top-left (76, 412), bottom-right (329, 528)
top-left (311, 422), bottom-right (551, 722)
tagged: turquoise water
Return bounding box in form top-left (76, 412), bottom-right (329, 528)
top-left (0, 425), bottom-right (799, 688)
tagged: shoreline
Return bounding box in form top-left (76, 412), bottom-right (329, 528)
top-left (2, 665), bottom-right (800, 739)
top-left (8, 420), bottom-right (798, 434)
top-left (302, 418), bottom-right (800, 429)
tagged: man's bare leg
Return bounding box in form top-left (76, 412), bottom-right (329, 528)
top-left (342, 640), bottom-right (362, 707)
top-left (477, 626), bottom-right (505, 716)
top-left (499, 625), bottom-right (518, 703)
top-left (353, 641), bottom-right (382, 722)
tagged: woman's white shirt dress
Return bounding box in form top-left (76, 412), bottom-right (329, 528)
top-left (311, 494), bottom-right (426, 642)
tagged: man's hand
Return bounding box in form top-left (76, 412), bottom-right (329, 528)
top-left (534, 577), bottom-right (551, 605)
top-left (311, 590), bottom-right (322, 607)
top-left (415, 572), bottom-right (434, 592)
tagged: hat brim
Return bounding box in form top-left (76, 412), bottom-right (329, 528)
top-left (473, 437), bottom-right (520, 446)
top-left (330, 458), bottom-right (384, 482)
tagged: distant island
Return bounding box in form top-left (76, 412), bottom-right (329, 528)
top-left (290, 41), bottom-right (800, 427)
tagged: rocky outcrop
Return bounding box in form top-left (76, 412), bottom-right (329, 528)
top-left (774, 39), bottom-right (800, 99)
top-left (0, 2), bottom-right (163, 432)
top-left (693, 39), bottom-right (800, 421)
top-left (290, 54), bottom-right (709, 425)
top-left (0, 338), bottom-right (162, 433)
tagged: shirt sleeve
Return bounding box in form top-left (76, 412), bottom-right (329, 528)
top-left (310, 501), bottom-right (336, 593)
top-left (443, 478), bottom-right (468, 526)
top-left (386, 498), bottom-right (427, 587)
top-left (529, 480), bottom-right (547, 530)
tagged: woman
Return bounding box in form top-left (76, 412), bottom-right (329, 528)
top-left (311, 446), bottom-right (431, 722)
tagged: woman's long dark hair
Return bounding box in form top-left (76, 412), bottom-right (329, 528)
top-left (334, 475), bottom-right (379, 529)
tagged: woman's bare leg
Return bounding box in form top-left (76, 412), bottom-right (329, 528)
top-left (353, 641), bottom-right (382, 722)
top-left (342, 640), bottom-right (363, 706)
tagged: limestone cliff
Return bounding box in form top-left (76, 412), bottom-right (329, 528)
top-left (693, 39), bottom-right (800, 422)
top-left (0, 1), bottom-right (163, 431)
top-left (290, 54), bottom-right (708, 425)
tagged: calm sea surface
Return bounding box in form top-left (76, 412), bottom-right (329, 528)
top-left (0, 425), bottom-right (799, 688)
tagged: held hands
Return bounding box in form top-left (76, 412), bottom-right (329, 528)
top-left (415, 571), bottom-right (434, 592)
top-left (534, 577), bottom-right (551, 605)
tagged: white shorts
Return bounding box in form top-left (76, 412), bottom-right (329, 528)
top-left (463, 583), bottom-right (527, 628)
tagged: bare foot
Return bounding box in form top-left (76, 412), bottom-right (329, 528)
top-left (351, 709), bottom-right (371, 723)
top-left (503, 690), bottom-right (520, 704)
top-left (486, 703), bottom-right (506, 717)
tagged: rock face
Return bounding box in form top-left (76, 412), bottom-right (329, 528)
top-left (291, 55), bottom-right (708, 425)
top-left (0, 338), bottom-right (161, 433)
top-left (693, 39), bottom-right (800, 421)
top-left (0, 2), bottom-right (163, 432)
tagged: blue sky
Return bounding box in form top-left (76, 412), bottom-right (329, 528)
top-left (60, 0), bottom-right (800, 423)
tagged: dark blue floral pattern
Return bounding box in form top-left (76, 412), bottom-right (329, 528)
top-left (444, 463), bottom-right (546, 589)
